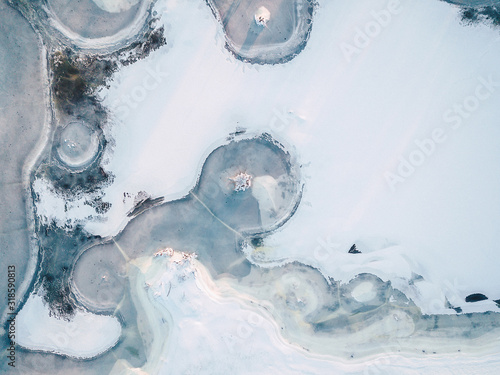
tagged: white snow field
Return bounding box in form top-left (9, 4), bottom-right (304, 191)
top-left (16, 294), bottom-right (121, 358)
top-left (32, 0), bottom-right (500, 371)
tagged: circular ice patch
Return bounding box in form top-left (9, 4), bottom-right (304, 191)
top-left (279, 273), bottom-right (319, 315)
top-left (351, 281), bottom-right (377, 303)
top-left (57, 122), bottom-right (100, 169)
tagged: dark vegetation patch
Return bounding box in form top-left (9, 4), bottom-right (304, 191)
top-left (84, 197), bottom-right (112, 215)
top-left (36, 223), bottom-right (99, 319)
top-left (32, 22), bottom-right (167, 317)
top-left (50, 20), bottom-right (166, 114)
top-left (460, 6), bottom-right (500, 28)
top-left (41, 22), bottom-right (166, 199)
top-left (117, 23), bottom-right (167, 66)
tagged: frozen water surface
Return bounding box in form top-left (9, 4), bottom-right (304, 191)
top-left (3, 0), bottom-right (500, 373)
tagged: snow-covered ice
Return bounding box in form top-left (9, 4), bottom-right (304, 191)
top-left (17, 294), bottom-right (121, 359)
